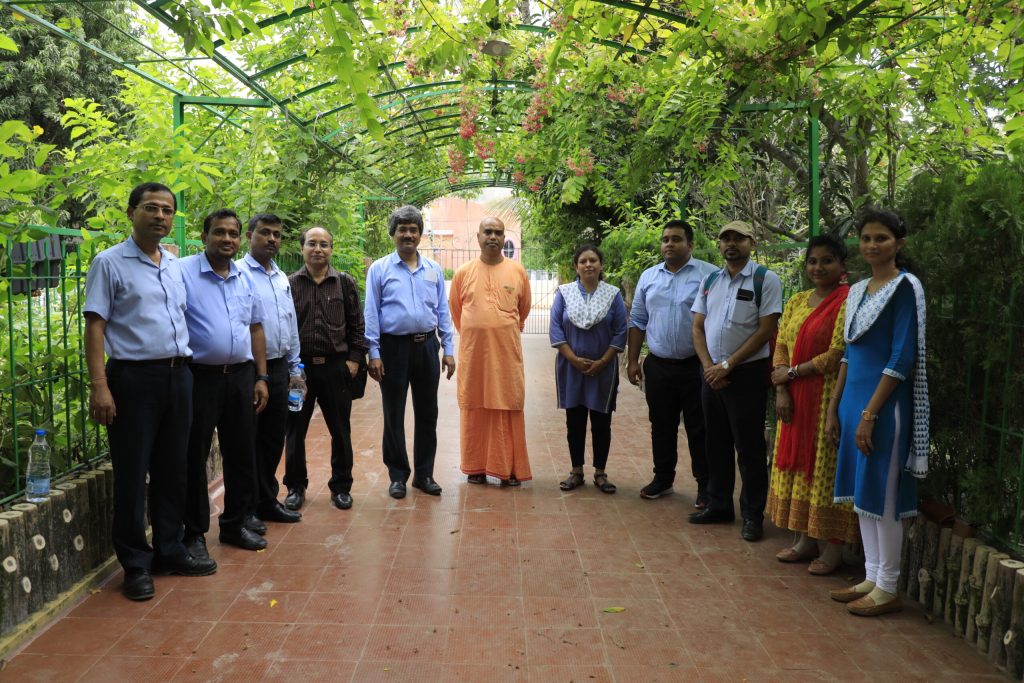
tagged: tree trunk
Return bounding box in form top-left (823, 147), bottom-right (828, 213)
top-left (967, 545), bottom-right (997, 644)
top-left (977, 552), bottom-right (1010, 654)
top-left (98, 463), bottom-right (115, 557)
top-left (10, 502), bottom-right (50, 613)
top-left (55, 481), bottom-right (88, 583)
top-left (991, 559), bottom-right (1024, 669)
top-left (44, 488), bottom-right (74, 593)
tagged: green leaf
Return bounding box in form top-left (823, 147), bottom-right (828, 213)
top-left (602, 606), bottom-right (625, 613)
top-left (0, 32), bottom-right (17, 53)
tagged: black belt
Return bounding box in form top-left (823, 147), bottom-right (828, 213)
top-left (267, 357), bottom-right (287, 366)
top-left (383, 330), bottom-right (435, 343)
top-left (647, 353), bottom-right (699, 365)
top-left (110, 356), bottom-right (190, 367)
top-left (191, 360), bottom-right (252, 374)
top-left (303, 354), bottom-right (344, 365)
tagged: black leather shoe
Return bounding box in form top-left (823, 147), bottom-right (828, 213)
top-left (639, 479), bottom-right (674, 499)
top-left (244, 513), bottom-right (268, 536)
top-left (389, 481), bottom-right (406, 499)
top-left (284, 487), bottom-right (305, 511)
top-left (411, 476), bottom-right (442, 496)
top-left (153, 553), bottom-right (218, 577)
top-left (331, 492), bottom-right (353, 510)
top-left (687, 508), bottom-right (736, 525)
top-left (219, 526), bottom-right (269, 551)
top-left (741, 519), bottom-right (764, 542)
top-left (184, 535), bottom-right (211, 562)
top-left (258, 501), bottom-right (302, 523)
top-left (123, 569), bottom-right (155, 601)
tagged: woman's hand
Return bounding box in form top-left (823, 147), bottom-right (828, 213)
top-left (855, 417), bottom-right (875, 455)
top-left (775, 387), bottom-right (793, 423)
top-left (824, 407), bottom-right (840, 445)
top-left (770, 366), bottom-right (791, 386)
top-left (570, 356), bottom-right (593, 374)
top-left (584, 358), bottom-right (607, 377)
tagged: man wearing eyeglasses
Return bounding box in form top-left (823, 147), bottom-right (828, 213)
top-left (84, 182), bottom-right (218, 602)
top-left (283, 227), bottom-right (368, 511)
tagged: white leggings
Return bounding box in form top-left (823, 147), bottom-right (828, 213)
top-left (858, 411), bottom-right (904, 594)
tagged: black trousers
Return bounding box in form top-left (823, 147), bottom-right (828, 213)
top-left (702, 358), bottom-right (770, 522)
top-left (284, 356), bottom-right (353, 495)
top-left (566, 406), bottom-right (612, 470)
top-left (643, 354), bottom-right (708, 489)
top-left (254, 357), bottom-right (289, 512)
top-left (379, 333), bottom-right (440, 484)
top-left (105, 360), bottom-right (191, 571)
top-left (184, 362), bottom-right (257, 537)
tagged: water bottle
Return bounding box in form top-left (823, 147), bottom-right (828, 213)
top-left (288, 364), bottom-right (306, 412)
top-left (25, 429), bottom-right (50, 503)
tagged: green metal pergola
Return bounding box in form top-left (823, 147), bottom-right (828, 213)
top-left (3, 0), bottom-right (908, 244)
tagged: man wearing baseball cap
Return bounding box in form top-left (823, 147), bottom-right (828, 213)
top-left (689, 220), bottom-right (782, 542)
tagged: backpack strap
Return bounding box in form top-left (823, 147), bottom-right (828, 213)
top-left (752, 264), bottom-right (767, 307)
top-left (702, 269), bottom-right (721, 298)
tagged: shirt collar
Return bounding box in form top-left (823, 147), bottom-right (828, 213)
top-left (242, 252), bottom-right (279, 276)
top-left (124, 236), bottom-right (171, 268)
top-left (199, 252), bottom-right (239, 279)
top-left (656, 257), bottom-right (696, 274)
top-left (296, 265), bottom-right (340, 282)
top-left (389, 250), bottom-right (423, 272)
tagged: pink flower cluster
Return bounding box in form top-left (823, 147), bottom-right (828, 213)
top-left (405, 55), bottom-right (425, 78)
top-left (474, 138), bottom-right (495, 160)
top-left (522, 91), bottom-right (552, 133)
top-left (605, 83), bottom-right (645, 103)
top-left (527, 177), bottom-right (544, 192)
top-left (550, 13), bottom-right (570, 33)
top-left (512, 170), bottom-right (526, 184)
top-left (459, 100), bottom-right (478, 140)
top-left (514, 153), bottom-right (528, 165)
top-left (383, 0), bottom-right (411, 37)
top-left (566, 148), bottom-right (595, 176)
top-left (448, 147), bottom-right (466, 178)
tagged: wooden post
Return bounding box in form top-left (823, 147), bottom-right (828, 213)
top-left (0, 512), bottom-right (28, 635)
top-left (78, 472), bottom-right (101, 569)
top-left (906, 516), bottom-right (927, 598)
top-left (976, 552), bottom-right (1009, 654)
top-left (945, 533), bottom-right (964, 625)
top-left (956, 539), bottom-right (981, 636)
top-left (932, 527), bottom-right (952, 617)
top-left (54, 482), bottom-right (87, 584)
top-left (10, 503), bottom-right (47, 613)
top-left (44, 488), bottom-right (74, 593)
top-left (98, 463), bottom-right (115, 556)
top-left (967, 545), bottom-right (996, 644)
top-left (991, 559), bottom-right (1024, 669)
top-left (1004, 568), bottom-right (1024, 679)
top-left (918, 520), bottom-right (941, 607)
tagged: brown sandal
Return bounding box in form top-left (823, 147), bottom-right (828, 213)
top-left (467, 474), bottom-right (486, 485)
top-left (560, 472), bottom-right (584, 491)
top-left (593, 473), bottom-right (616, 494)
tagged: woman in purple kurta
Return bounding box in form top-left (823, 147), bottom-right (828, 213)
top-left (549, 244), bottom-right (628, 494)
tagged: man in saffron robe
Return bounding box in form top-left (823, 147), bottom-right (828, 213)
top-left (450, 217), bottom-right (533, 485)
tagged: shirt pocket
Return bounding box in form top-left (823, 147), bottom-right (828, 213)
top-left (229, 292), bottom-right (255, 326)
top-left (495, 283), bottom-right (519, 313)
top-left (417, 278), bottom-right (438, 307)
top-left (730, 298), bottom-right (758, 326)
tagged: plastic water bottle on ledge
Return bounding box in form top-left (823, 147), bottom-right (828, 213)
top-left (25, 429), bottom-right (50, 503)
top-left (288, 364), bottom-right (306, 412)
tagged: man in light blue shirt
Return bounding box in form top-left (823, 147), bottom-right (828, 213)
top-left (690, 220), bottom-right (782, 542)
top-left (84, 182), bottom-right (216, 601)
top-left (627, 219), bottom-right (716, 504)
top-left (240, 213), bottom-right (303, 527)
top-left (180, 209), bottom-right (270, 557)
top-left (364, 205), bottom-right (455, 499)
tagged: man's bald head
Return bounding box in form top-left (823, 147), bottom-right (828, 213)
top-left (479, 216), bottom-right (505, 233)
top-left (476, 216), bottom-right (506, 263)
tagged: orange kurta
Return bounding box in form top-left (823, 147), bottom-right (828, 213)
top-left (450, 258), bottom-right (532, 480)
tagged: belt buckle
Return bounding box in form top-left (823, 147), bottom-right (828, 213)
top-left (312, 356), bottom-right (327, 365)
top-left (169, 357), bottom-right (183, 368)
top-left (413, 333), bottom-right (426, 342)
top-left (222, 364), bottom-right (231, 374)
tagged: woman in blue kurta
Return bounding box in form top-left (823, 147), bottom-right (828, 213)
top-left (549, 244), bottom-right (628, 494)
top-left (826, 210), bottom-right (929, 617)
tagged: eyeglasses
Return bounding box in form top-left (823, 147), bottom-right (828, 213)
top-left (137, 204), bottom-right (176, 217)
top-left (305, 241), bottom-right (332, 250)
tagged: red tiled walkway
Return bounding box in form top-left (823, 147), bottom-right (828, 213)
top-left (4, 336), bottom-right (1002, 681)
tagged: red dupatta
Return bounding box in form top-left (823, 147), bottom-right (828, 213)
top-left (774, 284), bottom-right (848, 480)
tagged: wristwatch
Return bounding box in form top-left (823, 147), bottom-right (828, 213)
top-left (861, 410), bottom-right (878, 421)
top-left (720, 360), bottom-right (730, 370)
top-left (255, 374), bottom-right (271, 383)
top-left (787, 366), bottom-right (798, 380)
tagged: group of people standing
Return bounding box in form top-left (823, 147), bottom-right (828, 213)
top-left (84, 184), bottom-right (532, 602)
top-left (548, 211), bottom-right (928, 617)
top-left (83, 180), bottom-right (928, 618)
